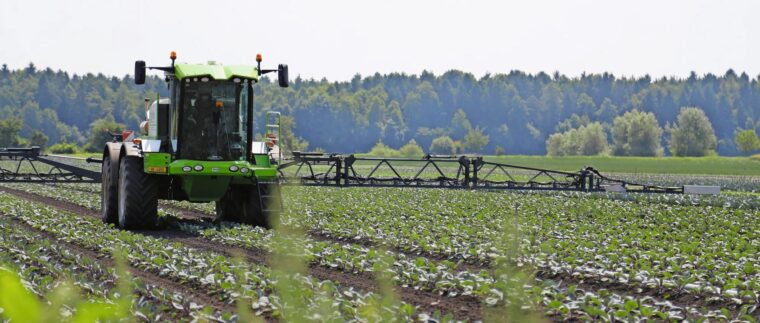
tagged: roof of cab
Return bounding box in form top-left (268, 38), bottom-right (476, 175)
top-left (174, 63), bottom-right (259, 81)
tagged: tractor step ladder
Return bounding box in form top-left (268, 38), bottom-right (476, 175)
top-left (257, 182), bottom-right (283, 215)
top-left (265, 111), bottom-right (282, 163)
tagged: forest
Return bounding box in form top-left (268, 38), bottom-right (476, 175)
top-left (0, 63), bottom-right (758, 156)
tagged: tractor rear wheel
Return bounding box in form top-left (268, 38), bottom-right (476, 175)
top-left (117, 156), bottom-right (158, 229)
top-left (101, 156), bottom-right (119, 224)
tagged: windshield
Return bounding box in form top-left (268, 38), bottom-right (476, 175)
top-left (178, 78), bottom-right (250, 161)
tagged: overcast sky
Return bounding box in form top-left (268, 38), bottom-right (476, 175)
top-left (1, 0), bottom-right (758, 81)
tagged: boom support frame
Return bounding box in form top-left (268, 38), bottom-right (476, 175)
top-left (0, 148), bottom-right (707, 195)
top-left (278, 152), bottom-right (687, 194)
top-left (0, 147), bottom-right (100, 183)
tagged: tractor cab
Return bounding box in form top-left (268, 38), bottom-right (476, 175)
top-left (134, 53), bottom-right (287, 164)
top-left (176, 77), bottom-right (250, 162)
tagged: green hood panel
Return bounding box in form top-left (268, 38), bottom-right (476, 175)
top-left (174, 64), bottom-right (260, 81)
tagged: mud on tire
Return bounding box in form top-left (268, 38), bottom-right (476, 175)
top-left (117, 156), bottom-right (158, 229)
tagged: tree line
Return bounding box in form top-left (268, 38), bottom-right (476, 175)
top-left (0, 63), bottom-right (758, 156)
top-left (544, 107), bottom-right (732, 157)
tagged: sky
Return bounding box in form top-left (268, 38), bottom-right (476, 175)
top-left (1, 0), bottom-right (758, 81)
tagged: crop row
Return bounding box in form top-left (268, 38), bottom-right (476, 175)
top-left (3, 183), bottom-right (513, 310)
top-left (0, 192), bottom-right (425, 322)
top-left (284, 187), bottom-right (759, 303)
top-left (2, 184), bottom-right (754, 320)
top-left (9, 183), bottom-right (501, 300)
top-left (18, 181), bottom-right (760, 308)
top-left (182, 221), bottom-right (756, 321)
top-left (0, 216), bottom-right (206, 321)
top-left (5, 183), bottom-right (690, 303)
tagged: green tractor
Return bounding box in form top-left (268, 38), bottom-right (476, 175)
top-left (101, 52), bottom-right (288, 229)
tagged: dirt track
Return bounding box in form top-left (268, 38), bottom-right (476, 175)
top-left (0, 186), bottom-right (483, 321)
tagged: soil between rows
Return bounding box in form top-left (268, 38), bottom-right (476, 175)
top-left (7, 185), bottom-right (746, 318)
top-left (161, 201), bottom-right (745, 315)
top-left (0, 185), bottom-right (484, 321)
top-left (0, 211), bottom-right (238, 319)
top-left (160, 203), bottom-right (493, 273)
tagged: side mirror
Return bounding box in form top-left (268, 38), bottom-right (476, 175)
top-left (134, 61), bottom-right (146, 85)
top-left (277, 64), bottom-right (289, 88)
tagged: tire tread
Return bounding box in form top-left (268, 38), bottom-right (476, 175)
top-left (118, 156), bottom-right (158, 229)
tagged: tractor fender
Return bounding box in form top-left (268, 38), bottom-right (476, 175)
top-left (101, 140), bottom-right (142, 187)
top-left (103, 141), bottom-right (122, 165)
top-left (120, 141), bottom-right (143, 158)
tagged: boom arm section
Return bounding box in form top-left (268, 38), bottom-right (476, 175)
top-left (0, 146), bottom-right (720, 195)
top-left (0, 147), bottom-right (100, 183)
top-left (278, 152), bottom-right (719, 195)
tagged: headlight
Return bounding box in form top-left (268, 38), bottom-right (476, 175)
top-left (182, 166), bottom-right (192, 172)
top-left (240, 167), bottom-right (249, 173)
top-left (194, 165), bottom-right (203, 171)
top-left (229, 165), bottom-right (239, 172)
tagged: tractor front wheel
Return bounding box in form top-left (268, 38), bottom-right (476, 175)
top-left (117, 156), bottom-right (158, 229)
top-left (215, 184), bottom-right (278, 229)
top-left (243, 183), bottom-right (278, 229)
top-left (101, 156), bottom-right (119, 224)
top-left (215, 187), bottom-right (245, 223)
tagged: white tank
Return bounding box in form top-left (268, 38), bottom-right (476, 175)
top-left (146, 98), bottom-right (171, 138)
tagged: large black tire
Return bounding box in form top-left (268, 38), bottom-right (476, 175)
top-left (101, 156), bottom-right (119, 224)
top-left (215, 184), bottom-right (277, 229)
top-left (245, 183), bottom-right (277, 229)
top-left (215, 187), bottom-right (245, 223)
top-left (117, 156), bottom-right (158, 229)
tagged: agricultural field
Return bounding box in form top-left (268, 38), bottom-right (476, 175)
top-left (3, 1), bottom-right (760, 322)
top-left (0, 165), bottom-right (758, 322)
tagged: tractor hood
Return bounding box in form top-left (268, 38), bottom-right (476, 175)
top-left (174, 63), bottom-right (260, 82)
